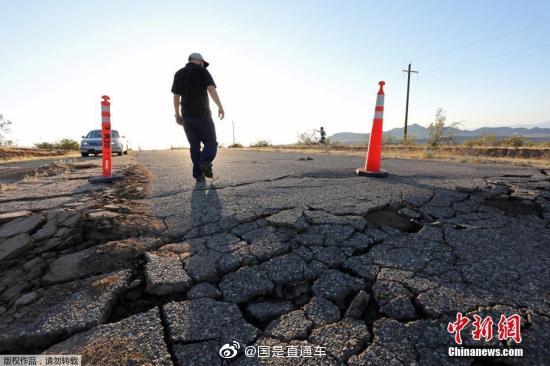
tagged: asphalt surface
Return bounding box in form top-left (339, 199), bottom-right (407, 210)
top-left (1, 149), bottom-right (548, 365)
top-left (135, 149), bottom-right (550, 365)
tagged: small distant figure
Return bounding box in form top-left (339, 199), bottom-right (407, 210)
top-left (315, 127), bottom-right (326, 144)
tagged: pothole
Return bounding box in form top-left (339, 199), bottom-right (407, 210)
top-left (365, 207), bottom-right (423, 233)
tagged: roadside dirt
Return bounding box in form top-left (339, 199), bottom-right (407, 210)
top-left (245, 145), bottom-right (550, 167)
top-left (0, 147), bottom-right (79, 163)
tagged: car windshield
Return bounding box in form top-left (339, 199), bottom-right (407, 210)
top-left (86, 130), bottom-right (120, 138)
top-left (86, 131), bottom-right (101, 138)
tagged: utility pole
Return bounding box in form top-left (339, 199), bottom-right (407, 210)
top-left (232, 120), bottom-right (236, 146)
top-left (402, 62), bottom-right (418, 141)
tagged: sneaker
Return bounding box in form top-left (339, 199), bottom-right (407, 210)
top-left (199, 163), bottom-right (213, 178)
top-left (195, 174), bottom-right (206, 183)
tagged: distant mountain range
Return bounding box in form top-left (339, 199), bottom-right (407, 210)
top-left (510, 121), bottom-right (550, 129)
top-left (329, 123), bottom-right (550, 144)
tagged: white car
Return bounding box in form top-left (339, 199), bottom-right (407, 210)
top-left (80, 129), bottom-right (129, 157)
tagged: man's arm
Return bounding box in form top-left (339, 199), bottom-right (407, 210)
top-left (207, 85), bottom-right (224, 120)
top-left (173, 94), bottom-right (182, 124)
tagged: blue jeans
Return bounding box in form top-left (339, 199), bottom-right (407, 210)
top-left (182, 116), bottom-right (218, 178)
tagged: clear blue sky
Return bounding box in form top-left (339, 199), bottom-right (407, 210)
top-left (1, 0), bottom-right (549, 148)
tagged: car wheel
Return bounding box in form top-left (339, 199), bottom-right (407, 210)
top-left (117, 152), bottom-right (123, 156)
top-left (81, 153), bottom-right (89, 157)
top-left (123, 149), bottom-right (128, 155)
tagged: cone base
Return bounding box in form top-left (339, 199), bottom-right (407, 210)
top-left (355, 168), bottom-right (388, 178)
top-left (89, 175), bottom-right (123, 184)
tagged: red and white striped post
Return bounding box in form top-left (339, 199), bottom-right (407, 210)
top-left (89, 95), bottom-right (122, 184)
top-left (356, 81), bottom-right (389, 177)
top-left (101, 95), bottom-right (112, 177)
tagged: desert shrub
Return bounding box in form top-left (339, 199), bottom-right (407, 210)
top-left (228, 143), bottom-right (244, 148)
top-left (325, 139), bottom-right (340, 146)
top-left (428, 108), bottom-right (461, 146)
top-left (463, 134), bottom-right (498, 147)
top-left (296, 130), bottom-right (317, 145)
top-left (383, 135), bottom-right (395, 145)
top-left (0, 114), bottom-right (12, 145)
top-left (500, 135), bottom-right (530, 147)
top-left (0, 140), bottom-right (14, 146)
top-left (250, 139), bottom-right (271, 147)
top-left (57, 138), bottom-right (80, 150)
top-left (35, 138), bottom-right (79, 150)
top-left (422, 150), bottom-right (434, 159)
top-left (463, 134), bottom-right (531, 147)
top-left (35, 142), bottom-right (56, 149)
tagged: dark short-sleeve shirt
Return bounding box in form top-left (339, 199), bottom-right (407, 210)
top-left (171, 63), bottom-right (216, 117)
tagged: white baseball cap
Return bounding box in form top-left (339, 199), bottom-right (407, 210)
top-left (188, 52), bottom-right (209, 67)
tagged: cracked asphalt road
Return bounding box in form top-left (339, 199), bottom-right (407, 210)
top-left (1, 149), bottom-right (548, 365)
top-left (135, 149), bottom-right (550, 365)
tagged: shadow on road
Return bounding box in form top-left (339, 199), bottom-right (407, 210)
top-left (191, 182), bottom-right (223, 229)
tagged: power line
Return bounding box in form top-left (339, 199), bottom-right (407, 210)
top-left (414, 19), bottom-right (550, 61)
top-left (422, 42), bottom-right (550, 77)
top-left (402, 62), bottom-right (419, 141)
top-left (422, 45), bottom-right (550, 79)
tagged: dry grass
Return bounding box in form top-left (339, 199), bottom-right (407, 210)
top-left (0, 146), bottom-right (79, 163)
top-left (21, 172), bottom-right (40, 183)
top-left (249, 145), bottom-right (550, 168)
top-left (0, 183), bottom-right (16, 192)
top-left (381, 149), bottom-right (547, 167)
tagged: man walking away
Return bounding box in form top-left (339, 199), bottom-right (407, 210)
top-left (172, 53), bottom-right (225, 181)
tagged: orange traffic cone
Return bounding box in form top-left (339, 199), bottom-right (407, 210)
top-left (356, 81), bottom-right (389, 177)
